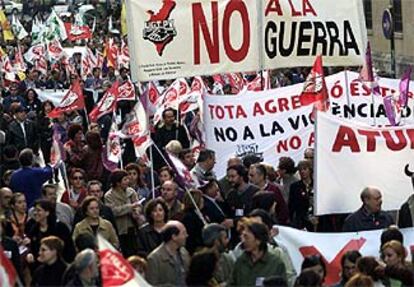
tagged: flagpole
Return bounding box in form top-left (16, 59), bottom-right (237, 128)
top-left (343, 69), bottom-right (352, 119)
top-left (149, 145), bottom-right (155, 199)
top-left (371, 87), bottom-right (377, 126)
top-left (83, 107), bottom-right (90, 127)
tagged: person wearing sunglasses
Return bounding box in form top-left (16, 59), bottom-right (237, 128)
top-left (61, 168), bottom-right (88, 211)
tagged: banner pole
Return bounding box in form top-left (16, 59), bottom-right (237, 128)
top-left (343, 69), bottom-right (352, 119)
top-left (257, 0), bottom-right (264, 91)
top-left (149, 145), bottom-right (156, 199)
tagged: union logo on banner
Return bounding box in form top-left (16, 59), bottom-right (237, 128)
top-left (143, 0), bottom-right (177, 56)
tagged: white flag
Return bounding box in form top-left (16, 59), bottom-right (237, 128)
top-left (98, 235), bottom-right (152, 287)
top-left (11, 14), bottom-right (28, 40)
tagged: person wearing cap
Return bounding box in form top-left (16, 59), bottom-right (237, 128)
top-left (202, 223), bottom-right (234, 286)
top-left (7, 105), bottom-right (39, 154)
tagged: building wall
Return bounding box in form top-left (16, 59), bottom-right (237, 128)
top-left (368, 0), bottom-right (414, 77)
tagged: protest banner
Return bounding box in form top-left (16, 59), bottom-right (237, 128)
top-left (36, 89), bottom-right (68, 106)
top-left (274, 226), bottom-right (414, 286)
top-left (126, 0), bottom-right (259, 82)
top-left (315, 112), bottom-right (414, 215)
top-left (203, 85), bottom-right (314, 177)
top-left (263, 0), bottom-right (367, 69)
top-left (126, 0), bottom-right (366, 81)
top-left (204, 71), bottom-right (414, 177)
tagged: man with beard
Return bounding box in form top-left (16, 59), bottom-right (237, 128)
top-left (202, 223), bottom-right (234, 286)
top-left (226, 164), bottom-right (260, 219)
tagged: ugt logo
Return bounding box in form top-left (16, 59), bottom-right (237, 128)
top-left (143, 0), bottom-right (177, 56)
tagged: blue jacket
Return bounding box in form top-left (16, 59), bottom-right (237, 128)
top-left (10, 166), bottom-right (53, 208)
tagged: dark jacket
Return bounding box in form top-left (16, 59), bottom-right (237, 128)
top-left (288, 180), bottom-right (314, 230)
top-left (7, 119), bottom-right (39, 153)
top-left (32, 258), bottom-right (67, 286)
top-left (181, 209), bottom-right (205, 255)
top-left (26, 219), bottom-right (76, 264)
top-left (342, 207), bottom-right (394, 232)
top-left (227, 184), bottom-right (260, 218)
top-left (202, 195), bottom-right (226, 224)
top-left (1, 236), bottom-right (22, 281)
top-left (136, 223), bottom-right (163, 258)
top-left (398, 195), bottom-right (414, 228)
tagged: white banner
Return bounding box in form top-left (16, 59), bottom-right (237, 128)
top-left (204, 71), bottom-right (414, 177)
top-left (36, 89), bottom-right (68, 106)
top-left (263, 0), bottom-right (367, 69)
top-left (126, 0), bottom-right (259, 82)
top-left (126, 0), bottom-right (366, 81)
top-left (204, 84), bottom-right (313, 177)
top-left (315, 112), bottom-right (414, 215)
top-left (274, 226), bottom-right (414, 286)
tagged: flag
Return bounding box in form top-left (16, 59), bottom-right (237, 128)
top-left (384, 66), bottom-right (412, 126)
top-left (13, 45), bottom-right (26, 72)
top-left (359, 42), bottom-right (380, 95)
top-left (108, 16), bottom-right (120, 35)
top-left (227, 72), bottom-right (245, 93)
top-left (50, 131), bottom-right (62, 167)
top-left (165, 151), bottom-right (197, 189)
top-left (31, 16), bottom-right (45, 44)
top-left (0, 244), bottom-right (18, 287)
top-left (141, 81), bottom-right (160, 117)
top-left (24, 44), bottom-right (45, 64)
top-left (11, 14), bottom-right (28, 40)
top-left (121, 0), bottom-right (127, 36)
top-left (89, 81), bottom-right (119, 122)
top-left (0, 10), bottom-right (14, 41)
top-left (107, 119), bottom-right (122, 164)
top-left (399, 66), bottom-right (412, 109)
top-left (48, 81), bottom-right (85, 118)
top-left (211, 74), bottom-right (225, 94)
top-left (47, 39), bottom-right (66, 63)
top-left (105, 38), bottom-right (118, 68)
top-left (98, 235), bottom-right (152, 287)
top-left (299, 55), bottom-right (329, 111)
top-left (179, 77), bottom-right (204, 114)
top-left (64, 22), bottom-right (92, 42)
top-left (118, 40), bottom-right (130, 69)
top-left (117, 80), bottom-right (135, 102)
top-left (246, 71), bottom-right (271, 92)
top-left (44, 10), bottom-right (67, 42)
top-left (34, 57), bottom-right (48, 75)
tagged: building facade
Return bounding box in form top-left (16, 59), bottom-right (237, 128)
top-left (363, 0), bottom-right (414, 77)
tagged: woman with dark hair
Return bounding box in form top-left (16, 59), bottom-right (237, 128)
top-left (356, 256), bottom-right (387, 286)
top-left (333, 250), bottom-right (362, 287)
top-left (25, 199), bottom-right (75, 268)
top-left (73, 196), bottom-right (119, 248)
top-left (301, 255), bottom-right (326, 286)
top-left (31, 236), bottom-right (67, 286)
top-left (64, 123), bottom-right (85, 169)
top-left (181, 189), bottom-right (207, 254)
top-left (37, 100), bottom-right (55, 164)
top-left (294, 269), bottom-right (323, 287)
top-left (136, 198), bottom-right (169, 257)
top-left (61, 168), bottom-right (88, 210)
top-left (104, 169), bottom-right (142, 257)
top-left (186, 250), bottom-right (219, 287)
top-left (231, 221), bottom-right (287, 286)
top-left (288, 160), bottom-right (316, 231)
top-left (126, 163), bottom-right (151, 200)
top-left (24, 89), bottom-right (42, 114)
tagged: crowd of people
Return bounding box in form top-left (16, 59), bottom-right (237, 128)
top-left (0, 1), bottom-right (414, 287)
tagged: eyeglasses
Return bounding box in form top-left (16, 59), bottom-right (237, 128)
top-left (72, 176), bottom-right (84, 180)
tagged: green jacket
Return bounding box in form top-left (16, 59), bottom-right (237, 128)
top-left (231, 249), bottom-right (287, 286)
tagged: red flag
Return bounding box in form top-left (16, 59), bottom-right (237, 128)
top-left (0, 244), bottom-right (18, 287)
top-left (48, 81), bottom-right (85, 118)
top-left (117, 80), bottom-right (135, 102)
top-left (98, 235), bottom-right (151, 287)
top-left (64, 22), bottom-right (92, 42)
top-left (89, 81), bottom-right (119, 122)
top-left (299, 55), bottom-right (329, 111)
top-left (105, 38), bottom-right (118, 68)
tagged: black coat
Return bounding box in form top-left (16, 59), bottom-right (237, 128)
top-left (32, 258), bottom-right (67, 286)
top-left (288, 180), bottom-right (314, 231)
top-left (182, 209), bottom-right (205, 255)
top-left (136, 223), bottom-right (162, 258)
top-left (26, 219), bottom-right (76, 264)
top-left (7, 119), bottom-right (39, 153)
top-left (202, 196), bottom-right (226, 224)
top-left (1, 236), bottom-right (22, 281)
top-left (398, 201), bottom-right (413, 228)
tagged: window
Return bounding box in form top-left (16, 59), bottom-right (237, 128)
top-left (363, 0), bottom-right (372, 30)
top-left (393, 0), bottom-right (403, 33)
